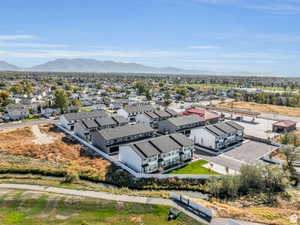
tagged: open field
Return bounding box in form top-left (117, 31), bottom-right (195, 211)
top-left (0, 125), bottom-right (112, 182)
top-left (0, 189), bottom-right (202, 225)
top-left (218, 101), bottom-right (300, 118)
top-left (180, 84), bottom-right (296, 92)
top-left (191, 190), bottom-right (300, 225)
top-left (168, 160), bottom-right (220, 175)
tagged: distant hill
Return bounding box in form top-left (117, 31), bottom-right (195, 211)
top-left (29, 58), bottom-right (200, 74)
top-left (0, 61), bottom-right (19, 71)
top-left (0, 58), bottom-right (276, 76)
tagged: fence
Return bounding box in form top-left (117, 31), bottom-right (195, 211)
top-left (57, 125), bottom-right (218, 180)
top-left (170, 192), bottom-right (213, 222)
top-left (244, 134), bottom-right (282, 147)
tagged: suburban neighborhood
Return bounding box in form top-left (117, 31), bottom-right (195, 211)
top-left (1, 71), bottom-right (300, 225)
top-left (1, 0), bottom-right (300, 224)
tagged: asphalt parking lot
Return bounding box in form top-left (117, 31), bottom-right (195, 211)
top-left (223, 140), bottom-right (278, 164)
top-left (195, 140), bottom-right (278, 172)
top-left (224, 117), bottom-right (278, 139)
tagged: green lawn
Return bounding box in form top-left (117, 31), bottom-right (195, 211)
top-left (168, 160), bottom-right (220, 175)
top-left (79, 107), bottom-right (94, 112)
top-left (0, 189), bottom-right (203, 225)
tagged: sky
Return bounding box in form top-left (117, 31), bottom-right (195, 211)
top-left (0, 0), bottom-right (300, 76)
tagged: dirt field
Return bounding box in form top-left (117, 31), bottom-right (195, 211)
top-left (192, 191), bottom-right (300, 225)
top-left (0, 124), bottom-right (111, 179)
top-left (218, 101), bottom-right (300, 118)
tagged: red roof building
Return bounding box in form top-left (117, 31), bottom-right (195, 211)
top-left (272, 120), bottom-right (297, 133)
top-left (182, 108), bottom-right (220, 124)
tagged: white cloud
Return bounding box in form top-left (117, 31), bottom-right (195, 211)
top-left (190, 0), bottom-right (300, 13)
top-left (0, 49), bottom-right (183, 58)
top-left (0, 42), bottom-right (68, 48)
top-left (0, 34), bottom-right (38, 40)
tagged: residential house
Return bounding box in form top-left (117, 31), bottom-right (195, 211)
top-left (5, 104), bottom-right (29, 121)
top-left (60, 110), bottom-right (108, 130)
top-left (119, 133), bottom-right (194, 173)
top-left (190, 121), bottom-right (244, 151)
top-left (91, 124), bottom-right (155, 154)
top-left (117, 104), bottom-right (155, 122)
top-left (74, 119), bottom-right (99, 142)
top-left (136, 108), bottom-right (178, 128)
top-left (158, 114), bottom-right (205, 136)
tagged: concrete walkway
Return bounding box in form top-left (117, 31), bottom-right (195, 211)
top-left (0, 183), bottom-right (263, 225)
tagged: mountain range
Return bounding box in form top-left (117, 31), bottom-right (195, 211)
top-left (0, 58), bottom-right (274, 76)
top-left (0, 61), bottom-right (20, 71)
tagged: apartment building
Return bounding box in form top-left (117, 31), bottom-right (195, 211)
top-left (136, 108), bottom-right (178, 128)
top-left (117, 104), bottom-right (155, 122)
top-left (190, 121), bottom-right (244, 151)
top-left (60, 110), bottom-right (108, 130)
top-left (119, 133), bottom-right (194, 173)
top-left (91, 124), bottom-right (155, 154)
top-left (158, 114), bottom-right (205, 136)
top-left (74, 115), bottom-right (128, 141)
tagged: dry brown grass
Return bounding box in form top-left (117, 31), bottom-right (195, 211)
top-left (192, 195), bottom-right (300, 225)
top-left (0, 127), bottom-right (34, 143)
top-left (0, 125), bottom-right (111, 179)
top-left (218, 101), bottom-right (300, 118)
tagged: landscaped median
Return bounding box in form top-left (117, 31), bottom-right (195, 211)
top-left (168, 160), bottom-right (220, 175)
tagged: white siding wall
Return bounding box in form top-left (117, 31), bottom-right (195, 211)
top-left (119, 146), bottom-right (143, 172)
top-left (160, 150), bottom-right (180, 167)
top-left (59, 116), bottom-right (72, 130)
top-left (117, 109), bottom-right (129, 119)
top-left (135, 114), bottom-right (151, 126)
top-left (190, 128), bottom-right (216, 149)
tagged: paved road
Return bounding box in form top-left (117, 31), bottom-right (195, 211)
top-left (0, 119), bottom-right (57, 129)
top-left (259, 112), bottom-right (300, 128)
top-left (0, 183), bottom-right (263, 225)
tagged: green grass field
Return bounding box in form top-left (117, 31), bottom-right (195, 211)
top-left (0, 189), bottom-right (203, 225)
top-left (168, 160), bottom-right (220, 175)
top-left (180, 84), bottom-right (295, 91)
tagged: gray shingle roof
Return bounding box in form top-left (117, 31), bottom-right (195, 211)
top-left (132, 142), bottom-right (160, 159)
top-left (214, 123), bottom-right (237, 134)
top-left (97, 124), bottom-right (154, 141)
top-left (166, 114), bottom-right (204, 127)
top-left (64, 110), bottom-right (107, 121)
top-left (149, 135), bottom-right (181, 153)
top-left (145, 111), bottom-right (160, 119)
top-left (111, 115), bottom-right (128, 125)
top-left (225, 121), bottom-right (244, 131)
top-left (124, 104), bottom-right (154, 113)
top-left (154, 110), bottom-right (170, 118)
top-left (165, 108), bottom-right (178, 116)
top-left (95, 117), bottom-right (117, 127)
top-left (205, 124), bottom-right (226, 136)
top-left (82, 119), bottom-right (99, 129)
top-left (170, 133), bottom-right (194, 147)
top-left (123, 134), bottom-right (193, 159)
